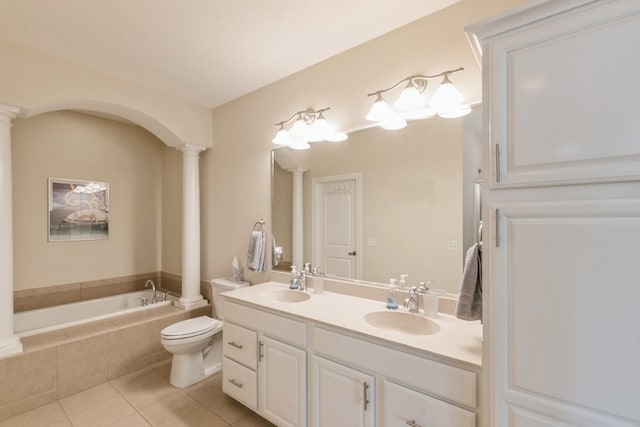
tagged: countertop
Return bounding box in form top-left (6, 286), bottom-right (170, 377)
top-left (222, 281), bottom-right (482, 369)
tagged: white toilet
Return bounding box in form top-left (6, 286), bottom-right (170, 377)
top-left (160, 278), bottom-right (248, 388)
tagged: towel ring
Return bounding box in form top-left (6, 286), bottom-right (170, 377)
top-left (253, 219), bottom-right (266, 231)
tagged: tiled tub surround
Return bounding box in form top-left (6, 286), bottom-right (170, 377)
top-left (13, 272), bottom-right (214, 314)
top-left (0, 301), bottom-right (211, 421)
top-left (14, 290), bottom-right (178, 337)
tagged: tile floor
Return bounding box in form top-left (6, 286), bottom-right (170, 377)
top-left (0, 360), bottom-right (275, 427)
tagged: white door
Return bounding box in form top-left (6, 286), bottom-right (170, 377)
top-left (312, 174), bottom-right (361, 279)
top-left (259, 335), bottom-right (307, 427)
top-left (312, 355), bottom-right (374, 427)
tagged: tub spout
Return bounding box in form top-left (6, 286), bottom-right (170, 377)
top-left (145, 280), bottom-right (157, 303)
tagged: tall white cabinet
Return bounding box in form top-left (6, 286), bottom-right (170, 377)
top-left (467, 1), bottom-right (640, 426)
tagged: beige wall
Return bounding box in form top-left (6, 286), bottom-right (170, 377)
top-left (12, 111), bottom-right (164, 290)
top-left (0, 39), bottom-right (213, 148)
top-left (204, 0), bottom-right (527, 287)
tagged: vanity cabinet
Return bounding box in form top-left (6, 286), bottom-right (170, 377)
top-left (311, 355), bottom-right (375, 427)
top-left (312, 326), bottom-right (477, 427)
top-left (222, 297), bottom-right (480, 427)
top-left (467, 1), bottom-right (640, 425)
top-left (223, 300), bottom-right (307, 427)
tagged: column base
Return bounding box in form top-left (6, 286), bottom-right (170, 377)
top-left (0, 336), bottom-right (23, 358)
top-left (174, 296), bottom-right (209, 311)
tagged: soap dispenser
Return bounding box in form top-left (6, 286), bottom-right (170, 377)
top-left (289, 266), bottom-right (299, 289)
top-left (386, 279), bottom-right (398, 310)
top-left (399, 274), bottom-right (408, 290)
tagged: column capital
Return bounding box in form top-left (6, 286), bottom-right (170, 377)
top-left (176, 143), bottom-right (207, 155)
top-left (0, 104), bottom-right (21, 124)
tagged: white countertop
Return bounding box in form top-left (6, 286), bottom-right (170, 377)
top-left (223, 281), bottom-right (482, 368)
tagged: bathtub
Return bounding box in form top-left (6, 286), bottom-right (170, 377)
top-left (14, 290), bottom-right (178, 337)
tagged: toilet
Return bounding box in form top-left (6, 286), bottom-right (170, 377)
top-left (160, 278), bottom-right (248, 388)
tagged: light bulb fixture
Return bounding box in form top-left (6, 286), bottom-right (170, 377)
top-left (272, 108), bottom-right (348, 150)
top-left (366, 67), bottom-right (470, 130)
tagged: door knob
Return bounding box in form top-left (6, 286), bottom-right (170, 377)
top-left (348, 251), bottom-right (357, 256)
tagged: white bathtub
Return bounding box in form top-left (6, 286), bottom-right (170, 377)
top-left (14, 290), bottom-right (178, 337)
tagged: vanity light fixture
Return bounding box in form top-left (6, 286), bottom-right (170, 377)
top-left (272, 108), bottom-right (348, 150)
top-left (366, 67), bottom-right (471, 129)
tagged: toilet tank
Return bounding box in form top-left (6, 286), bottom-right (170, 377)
top-left (209, 278), bottom-right (249, 320)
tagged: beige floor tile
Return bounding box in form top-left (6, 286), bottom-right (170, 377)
top-left (111, 367), bottom-right (183, 409)
top-left (136, 392), bottom-right (225, 427)
top-left (0, 402), bottom-right (71, 427)
top-left (103, 412), bottom-right (151, 427)
top-left (151, 359), bottom-right (172, 380)
top-left (58, 383), bottom-right (122, 415)
top-left (231, 412), bottom-right (276, 427)
top-left (63, 394), bottom-right (138, 427)
top-left (186, 374), bottom-right (250, 423)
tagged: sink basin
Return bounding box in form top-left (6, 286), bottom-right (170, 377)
top-left (364, 311), bottom-right (440, 336)
top-left (261, 289), bottom-right (311, 303)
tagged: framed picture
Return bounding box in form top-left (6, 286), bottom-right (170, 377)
top-left (48, 178), bottom-right (109, 242)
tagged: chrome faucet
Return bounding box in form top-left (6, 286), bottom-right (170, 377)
top-left (145, 279), bottom-right (157, 304)
top-left (403, 281), bottom-right (431, 313)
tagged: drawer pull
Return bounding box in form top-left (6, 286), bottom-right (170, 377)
top-left (228, 378), bottom-right (243, 388)
top-left (258, 340), bottom-right (264, 362)
top-left (363, 382), bottom-right (370, 411)
top-left (406, 420), bottom-right (422, 427)
top-left (227, 341), bottom-right (243, 349)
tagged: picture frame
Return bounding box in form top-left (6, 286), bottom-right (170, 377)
top-left (48, 178), bottom-right (109, 242)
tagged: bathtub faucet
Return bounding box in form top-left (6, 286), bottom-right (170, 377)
top-left (145, 280), bottom-right (157, 304)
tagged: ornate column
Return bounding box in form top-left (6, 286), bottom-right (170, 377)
top-left (0, 104), bottom-right (22, 357)
top-left (175, 144), bottom-right (208, 310)
top-left (291, 168), bottom-right (306, 269)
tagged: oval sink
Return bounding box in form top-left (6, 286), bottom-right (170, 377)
top-left (364, 311), bottom-right (440, 336)
top-left (261, 289), bottom-right (311, 303)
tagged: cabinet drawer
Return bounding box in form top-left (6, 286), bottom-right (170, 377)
top-left (223, 356), bottom-right (257, 411)
top-left (223, 321), bottom-right (258, 370)
top-left (313, 327), bottom-right (477, 408)
top-left (384, 380), bottom-right (475, 427)
top-left (224, 299), bottom-right (307, 347)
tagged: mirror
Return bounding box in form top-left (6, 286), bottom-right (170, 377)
top-left (271, 107), bottom-right (481, 294)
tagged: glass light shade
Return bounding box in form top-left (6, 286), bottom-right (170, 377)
top-left (272, 128), bottom-right (292, 146)
top-left (308, 116), bottom-right (332, 142)
top-left (429, 77), bottom-right (464, 111)
top-left (380, 117), bottom-right (407, 130)
top-left (326, 132), bottom-right (348, 142)
top-left (366, 97), bottom-right (394, 122)
top-left (289, 117), bottom-right (311, 137)
top-left (394, 85), bottom-right (426, 110)
top-left (401, 107), bottom-right (436, 121)
top-left (438, 105), bottom-right (472, 118)
top-left (289, 137), bottom-right (310, 150)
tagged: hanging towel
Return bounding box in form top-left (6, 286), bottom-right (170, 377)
top-left (247, 230), bottom-right (267, 272)
top-left (456, 243), bottom-right (482, 321)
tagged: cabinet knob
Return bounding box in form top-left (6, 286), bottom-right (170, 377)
top-left (348, 251), bottom-right (357, 256)
top-left (406, 420), bottom-right (422, 427)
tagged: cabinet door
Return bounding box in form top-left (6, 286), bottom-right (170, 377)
top-left (478, 1), bottom-right (640, 188)
top-left (312, 355), bottom-right (374, 427)
top-left (259, 335), bottom-right (307, 427)
top-left (384, 380), bottom-right (475, 427)
top-left (490, 200), bottom-right (640, 426)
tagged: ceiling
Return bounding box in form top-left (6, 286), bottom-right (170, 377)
top-left (0, 0), bottom-right (462, 108)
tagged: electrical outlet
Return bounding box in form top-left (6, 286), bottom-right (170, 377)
top-left (447, 240), bottom-right (458, 251)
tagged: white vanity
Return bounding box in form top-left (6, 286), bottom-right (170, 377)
top-left (221, 280), bottom-right (482, 427)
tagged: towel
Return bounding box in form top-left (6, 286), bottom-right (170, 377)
top-left (247, 230), bottom-right (267, 272)
top-left (456, 243), bottom-right (482, 321)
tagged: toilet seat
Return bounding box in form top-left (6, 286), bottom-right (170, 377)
top-left (161, 316), bottom-right (221, 340)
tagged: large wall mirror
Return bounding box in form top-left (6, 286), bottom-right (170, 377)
top-left (271, 107), bottom-right (481, 294)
